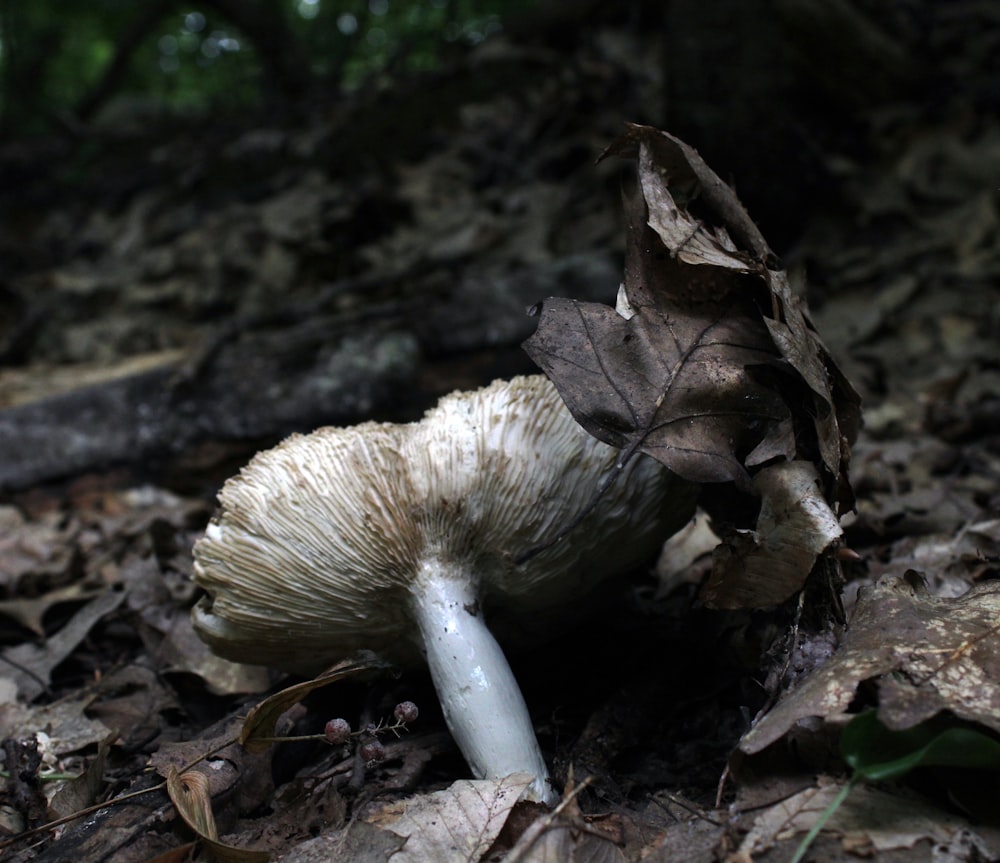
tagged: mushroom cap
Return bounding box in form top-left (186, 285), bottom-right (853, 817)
top-left (192, 375), bottom-right (697, 673)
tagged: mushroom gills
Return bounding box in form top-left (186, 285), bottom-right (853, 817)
top-left (190, 375), bottom-right (699, 805)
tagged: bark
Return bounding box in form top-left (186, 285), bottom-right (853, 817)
top-left (0, 250), bottom-right (620, 492)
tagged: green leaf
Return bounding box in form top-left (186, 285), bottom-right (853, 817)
top-left (841, 711), bottom-right (1000, 782)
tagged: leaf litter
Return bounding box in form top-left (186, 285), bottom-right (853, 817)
top-left (3, 19), bottom-right (1000, 859)
top-left (4, 116), bottom-right (998, 859)
top-left (525, 123), bottom-right (859, 607)
top-left (364, 774), bottom-right (535, 863)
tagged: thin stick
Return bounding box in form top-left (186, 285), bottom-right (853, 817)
top-left (503, 777), bottom-right (594, 863)
top-left (0, 736), bottom-right (238, 852)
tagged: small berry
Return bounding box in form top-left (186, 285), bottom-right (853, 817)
top-left (324, 718), bottom-right (352, 745)
top-left (394, 701), bottom-right (419, 724)
top-left (360, 739), bottom-right (386, 763)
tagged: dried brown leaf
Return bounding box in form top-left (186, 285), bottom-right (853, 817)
top-left (0, 695), bottom-right (112, 756)
top-left (702, 461), bottom-right (843, 609)
top-left (736, 781), bottom-right (976, 859)
top-left (277, 820), bottom-right (405, 863)
top-left (47, 733), bottom-right (115, 821)
top-left (525, 124), bottom-right (859, 499)
top-left (761, 269), bottom-right (861, 507)
top-left (525, 124), bottom-right (860, 612)
top-left (166, 768), bottom-right (218, 841)
top-left (166, 767), bottom-right (269, 863)
top-left (740, 577), bottom-right (1000, 754)
top-left (524, 187), bottom-right (788, 487)
top-left (599, 123), bottom-right (774, 263)
top-left (505, 778), bottom-right (626, 863)
top-left (0, 588), bottom-right (125, 700)
top-left (620, 124), bottom-right (860, 495)
top-left (0, 583), bottom-right (106, 637)
top-left (364, 774), bottom-right (534, 863)
top-left (0, 505), bottom-right (77, 591)
top-left (160, 609), bottom-right (273, 697)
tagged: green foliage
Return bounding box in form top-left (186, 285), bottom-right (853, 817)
top-left (790, 710), bottom-right (1000, 863)
top-left (290, 0), bottom-right (519, 88)
top-left (0, 2), bottom-right (112, 119)
top-left (0, 0), bottom-right (533, 136)
top-left (841, 709), bottom-right (1000, 781)
top-left (136, 10), bottom-right (260, 113)
top-left (0, 1), bottom-right (261, 132)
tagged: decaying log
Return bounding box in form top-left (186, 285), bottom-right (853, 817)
top-left (0, 251), bottom-right (619, 492)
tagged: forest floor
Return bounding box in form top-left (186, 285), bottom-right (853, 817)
top-left (1, 13), bottom-right (999, 863)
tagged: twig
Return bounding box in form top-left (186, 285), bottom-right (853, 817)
top-left (0, 736), bottom-right (238, 852)
top-left (653, 790), bottom-right (724, 827)
top-left (503, 777), bottom-right (593, 863)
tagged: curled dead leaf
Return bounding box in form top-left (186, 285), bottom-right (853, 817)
top-left (702, 460), bottom-right (844, 609)
top-left (524, 190), bottom-right (789, 488)
top-left (166, 767), bottom-right (269, 863)
top-left (239, 655), bottom-right (389, 753)
top-left (524, 123), bottom-right (859, 612)
top-left (526, 123), bottom-right (859, 502)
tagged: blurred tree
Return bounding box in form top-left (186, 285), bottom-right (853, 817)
top-left (0, 0), bottom-right (530, 138)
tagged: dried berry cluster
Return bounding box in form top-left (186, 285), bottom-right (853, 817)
top-left (324, 701), bottom-right (420, 764)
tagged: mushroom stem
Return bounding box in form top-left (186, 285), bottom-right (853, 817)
top-left (410, 559), bottom-right (557, 805)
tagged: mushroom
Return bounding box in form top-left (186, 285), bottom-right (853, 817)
top-left (192, 375), bottom-right (697, 803)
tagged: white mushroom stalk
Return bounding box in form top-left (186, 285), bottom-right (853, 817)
top-left (192, 375), bottom-right (697, 804)
top-left (410, 561), bottom-right (551, 800)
